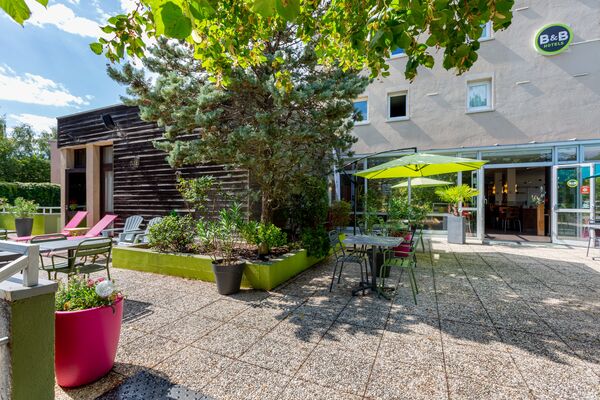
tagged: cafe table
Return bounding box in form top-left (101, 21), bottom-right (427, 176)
top-left (38, 237), bottom-right (99, 269)
top-left (343, 234), bottom-right (403, 298)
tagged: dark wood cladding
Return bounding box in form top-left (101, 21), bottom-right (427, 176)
top-left (57, 104), bottom-right (250, 226)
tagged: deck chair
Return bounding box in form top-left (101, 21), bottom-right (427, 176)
top-left (50, 238), bottom-right (113, 279)
top-left (68, 214), bottom-right (118, 240)
top-left (11, 211), bottom-right (88, 242)
top-left (101, 215), bottom-right (143, 240)
top-left (31, 234), bottom-right (69, 279)
top-left (119, 216), bottom-right (162, 245)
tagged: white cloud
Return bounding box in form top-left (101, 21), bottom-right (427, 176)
top-left (0, 64), bottom-right (89, 107)
top-left (120, 0), bottom-right (138, 13)
top-left (8, 113), bottom-right (56, 133)
top-left (64, 0), bottom-right (80, 4)
top-left (25, 1), bottom-right (102, 38)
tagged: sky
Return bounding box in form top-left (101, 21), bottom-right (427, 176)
top-left (0, 0), bottom-right (137, 133)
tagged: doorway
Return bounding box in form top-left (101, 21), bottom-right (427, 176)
top-left (484, 167), bottom-right (551, 242)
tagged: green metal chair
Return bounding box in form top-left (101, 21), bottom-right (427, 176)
top-left (0, 229), bottom-right (7, 240)
top-left (49, 238), bottom-right (113, 280)
top-left (31, 234), bottom-right (69, 279)
top-left (380, 235), bottom-right (419, 304)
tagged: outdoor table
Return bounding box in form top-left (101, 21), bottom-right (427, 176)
top-left (38, 237), bottom-right (95, 269)
top-left (343, 234), bottom-right (403, 298)
top-left (64, 227), bottom-right (89, 237)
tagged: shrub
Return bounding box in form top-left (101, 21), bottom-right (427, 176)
top-left (0, 182), bottom-right (60, 206)
top-left (148, 215), bottom-right (196, 253)
top-left (435, 185), bottom-right (479, 216)
top-left (55, 276), bottom-right (121, 312)
top-left (301, 226), bottom-right (330, 258)
top-left (330, 200), bottom-right (351, 229)
top-left (196, 203), bottom-right (245, 265)
top-left (285, 176), bottom-right (329, 240)
top-left (7, 197), bottom-right (39, 218)
top-left (241, 221), bottom-right (287, 255)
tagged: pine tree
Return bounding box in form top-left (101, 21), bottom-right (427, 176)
top-left (109, 36), bottom-right (369, 223)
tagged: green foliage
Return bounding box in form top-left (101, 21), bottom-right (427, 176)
top-left (55, 276), bottom-right (121, 312)
top-left (7, 197), bottom-right (39, 218)
top-left (387, 195), bottom-right (432, 230)
top-left (176, 175), bottom-right (216, 217)
top-left (0, 182), bottom-right (60, 206)
top-left (300, 227), bottom-right (330, 258)
top-left (435, 185), bottom-right (479, 216)
top-left (109, 38), bottom-right (368, 224)
top-left (197, 203), bottom-right (245, 265)
top-left (148, 214), bottom-right (196, 253)
top-left (92, 0), bottom-right (514, 86)
top-left (241, 221), bottom-right (287, 255)
top-left (0, 121), bottom-right (53, 182)
top-left (0, 0), bottom-right (47, 25)
top-left (330, 201), bottom-right (351, 229)
top-left (285, 176), bottom-right (329, 240)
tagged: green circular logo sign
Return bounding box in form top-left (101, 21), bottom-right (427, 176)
top-left (567, 179), bottom-right (578, 188)
top-left (535, 23), bottom-right (573, 55)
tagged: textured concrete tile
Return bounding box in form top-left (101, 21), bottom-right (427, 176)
top-left (437, 303), bottom-right (494, 326)
top-left (114, 333), bottom-right (186, 374)
top-left (545, 318), bottom-right (600, 344)
top-left (55, 371), bottom-right (124, 400)
top-left (266, 314), bottom-right (332, 343)
top-left (159, 292), bottom-right (217, 313)
top-left (259, 293), bottom-right (306, 313)
top-left (386, 313), bottom-right (440, 339)
top-left (440, 320), bottom-right (505, 352)
top-left (279, 378), bottom-right (362, 400)
top-left (337, 304), bottom-right (390, 329)
top-left (123, 305), bottom-right (186, 333)
top-left (225, 289), bottom-right (271, 303)
top-left (497, 328), bottom-right (578, 363)
top-left (447, 375), bottom-right (534, 400)
top-left (321, 322), bottom-right (383, 356)
top-left (296, 344), bottom-right (374, 395)
top-left (230, 303), bottom-right (287, 331)
top-left (194, 298), bottom-right (251, 321)
top-left (154, 346), bottom-right (233, 391)
top-left (444, 344), bottom-right (526, 388)
top-left (192, 322), bottom-right (264, 358)
top-left (378, 330), bottom-right (444, 371)
top-left (240, 335), bottom-right (315, 376)
top-left (365, 359), bottom-right (448, 400)
top-left (157, 314), bottom-right (222, 344)
top-left (201, 360), bottom-right (290, 400)
top-left (391, 297), bottom-right (439, 319)
top-left (488, 310), bottom-right (551, 335)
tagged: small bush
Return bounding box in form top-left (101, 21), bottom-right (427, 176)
top-left (301, 226), bottom-right (330, 258)
top-left (148, 215), bottom-right (196, 253)
top-left (7, 197), bottom-right (39, 218)
top-left (330, 200), bottom-right (351, 229)
top-left (0, 182), bottom-right (60, 206)
top-left (241, 221), bottom-right (287, 255)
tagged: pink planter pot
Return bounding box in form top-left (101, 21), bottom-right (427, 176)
top-left (55, 297), bottom-right (124, 387)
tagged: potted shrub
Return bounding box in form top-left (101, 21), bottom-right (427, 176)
top-left (54, 277), bottom-right (123, 387)
top-left (8, 197), bottom-right (39, 237)
top-left (197, 203), bottom-right (246, 295)
top-left (531, 192), bottom-right (546, 236)
top-left (241, 220), bottom-right (287, 259)
top-left (435, 185), bottom-right (479, 244)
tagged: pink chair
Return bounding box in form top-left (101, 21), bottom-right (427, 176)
top-left (68, 214), bottom-right (118, 240)
top-left (11, 211), bottom-right (89, 242)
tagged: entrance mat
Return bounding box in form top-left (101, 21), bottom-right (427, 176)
top-left (97, 370), bottom-right (214, 400)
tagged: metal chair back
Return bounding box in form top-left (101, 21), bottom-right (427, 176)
top-left (123, 215), bottom-right (144, 232)
top-left (75, 238), bottom-right (113, 260)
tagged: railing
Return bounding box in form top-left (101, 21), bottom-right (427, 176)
top-left (0, 241), bottom-right (39, 287)
top-left (0, 206), bottom-right (61, 215)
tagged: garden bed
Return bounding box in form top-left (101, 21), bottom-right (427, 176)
top-left (112, 245), bottom-right (325, 290)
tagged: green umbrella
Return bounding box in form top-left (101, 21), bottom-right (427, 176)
top-left (392, 177), bottom-right (452, 188)
top-left (355, 153), bottom-right (488, 179)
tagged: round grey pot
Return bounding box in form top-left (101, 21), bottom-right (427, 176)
top-left (15, 218), bottom-right (34, 237)
top-left (212, 261), bottom-right (246, 295)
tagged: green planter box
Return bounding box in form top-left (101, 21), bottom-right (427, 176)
top-left (0, 213), bottom-right (60, 236)
top-left (112, 246), bottom-right (325, 291)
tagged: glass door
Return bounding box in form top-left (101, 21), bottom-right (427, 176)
top-left (551, 164), bottom-right (595, 244)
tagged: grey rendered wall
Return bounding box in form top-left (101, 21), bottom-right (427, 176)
top-left (352, 0), bottom-right (600, 154)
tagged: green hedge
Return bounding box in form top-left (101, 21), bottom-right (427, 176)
top-left (0, 182), bottom-right (60, 207)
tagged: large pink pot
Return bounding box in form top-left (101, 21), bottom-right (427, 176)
top-left (55, 297), bottom-right (124, 387)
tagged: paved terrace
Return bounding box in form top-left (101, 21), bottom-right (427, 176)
top-left (56, 241), bottom-right (600, 400)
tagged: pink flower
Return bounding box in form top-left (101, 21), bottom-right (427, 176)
top-left (95, 277), bottom-right (105, 284)
top-left (87, 279), bottom-right (95, 288)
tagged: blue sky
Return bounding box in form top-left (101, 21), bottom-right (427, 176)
top-left (0, 0), bottom-right (134, 133)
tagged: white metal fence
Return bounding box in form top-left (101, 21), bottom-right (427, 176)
top-left (0, 207), bottom-right (60, 215)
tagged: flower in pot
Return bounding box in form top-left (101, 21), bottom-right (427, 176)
top-left (54, 276), bottom-right (123, 387)
top-left (435, 185), bottom-right (479, 244)
top-left (197, 203), bottom-right (246, 295)
top-left (7, 197), bottom-right (39, 237)
top-left (241, 220), bottom-right (287, 259)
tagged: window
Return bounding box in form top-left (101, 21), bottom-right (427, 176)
top-left (557, 147), bottom-right (577, 162)
top-left (479, 21), bottom-right (493, 41)
top-left (467, 79), bottom-right (492, 112)
top-left (584, 145), bottom-right (600, 161)
top-left (481, 148), bottom-right (552, 164)
top-left (353, 99), bottom-right (369, 124)
top-left (391, 48), bottom-right (406, 57)
top-left (387, 91), bottom-right (408, 120)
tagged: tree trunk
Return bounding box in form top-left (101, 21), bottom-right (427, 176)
top-left (261, 194), bottom-right (273, 224)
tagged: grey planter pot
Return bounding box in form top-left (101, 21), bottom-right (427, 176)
top-left (212, 261), bottom-right (246, 295)
top-left (447, 215), bottom-right (466, 244)
top-left (15, 218), bottom-right (34, 237)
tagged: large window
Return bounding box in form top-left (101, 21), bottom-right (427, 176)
top-left (353, 99), bottom-right (369, 124)
top-left (387, 91), bottom-right (408, 120)
top-left (584, 145), bottom-right (600, 161)
top-left (557, 147), bottom-right (578, 163)
top-left (467, 79), bottom-right (492, 112)
top-left (481, 148), bottom-right (552, 164)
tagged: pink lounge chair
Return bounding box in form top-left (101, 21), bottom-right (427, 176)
top-left (68, 214), bottom-right (118, 240)
top-left (11, 211), bottom-right (89, 242)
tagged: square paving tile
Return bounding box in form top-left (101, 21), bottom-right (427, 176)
top-left (123, 305), bottom-right (186, 333)
top-left (156, 314), bottom-right (223, 344)
top-left (114, 332), bottom-right (187, 375)
top-left (266, 314), bottom-right (333, 343)
top-left (192, 322), bottom-right (264, 358)
top-left (321, 322), bottom-right (383, 356)
top-left (377, 330), bottom-right (445, 371)
top-left (240, 335), bottom-right (315, 376)
top-left (279, 378), bottom-right (362, 400)
top-left (440, 320), bottom-right (505, 352)
top-left (194, 298), bottom-right (251, 321)
top-left (446, 375), bottom-right (534, 400)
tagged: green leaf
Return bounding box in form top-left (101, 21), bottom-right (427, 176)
top-left (252, 0), bottom-right (276, 18)
top-left (0, 0), bottom-right (31, 25)
top-left (275, 0), bottom-right (300, 21)
top-left (35, 0), bottom-right (48, 6)
top-left (189, 0), bottom-right (215, 19)
top-left (159, 1), bottom-right (192, 39)
top-left (89, 42), bottom-right (104, 55)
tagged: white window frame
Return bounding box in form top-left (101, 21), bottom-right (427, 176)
top-left (479, 21), bottom-right (494, 41)
top-left (353, 98), bottom-right (370, 125)
top-left (387, 91), bottom-right (409, 122)
top-left (466, 79), bottom-right (493, 113)
top-left (390, 48), bottom-right (407, 60)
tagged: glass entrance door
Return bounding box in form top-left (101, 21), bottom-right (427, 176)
top-left (551, 164), bottom-right (595, 244)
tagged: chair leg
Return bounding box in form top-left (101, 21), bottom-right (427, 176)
top-left (409, 268), bottom-right (418, 304)
top-left (106, 266), bottom-right (111, 280)
top-left (337, 261), bottom-right (345, 283)
top-left (329, 262), bottom-right (338, 292)
top-left (420, 235), bottom-right (425, 252)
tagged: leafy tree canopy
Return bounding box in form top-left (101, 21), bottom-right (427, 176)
top-left (109, 36), bottom-right (369, 223)
top-left (0, 0), bottom-right (47, 25)
top-left (90, 0), bottom-right (514, 86)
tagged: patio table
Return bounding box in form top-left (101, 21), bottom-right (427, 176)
top-left (343, 234), bottom-right (403, 298)
top-left (38, 237), bottom-right (98, 269)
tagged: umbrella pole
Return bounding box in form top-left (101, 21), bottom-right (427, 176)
top-left (408, 177), bottom-right (412, 204)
